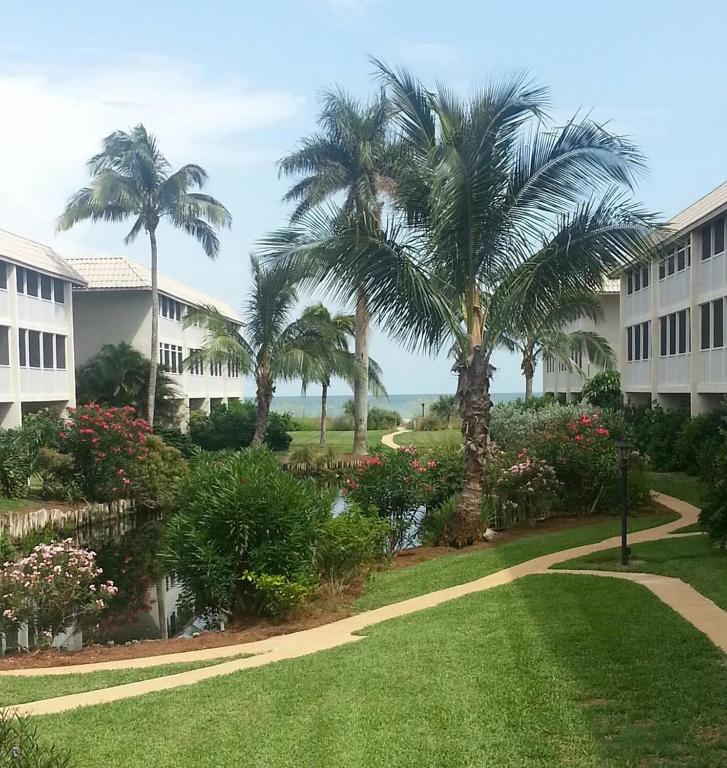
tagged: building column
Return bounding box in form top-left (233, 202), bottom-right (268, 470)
top-left (689, 230), bottom-right (701, 415)
top-left (650, 258), bottom-right (660, 406)
top-left (0, 401), bottom-right (22, 429)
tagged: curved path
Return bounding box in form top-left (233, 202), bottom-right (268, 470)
top-left (5, 493), bottom-right (724, 717)
top-left (381, 426), bottom-right (411, 448)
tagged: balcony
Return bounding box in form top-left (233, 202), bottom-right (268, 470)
top-left (622, 359), bottom-right (651, 390)
top-left (699, 348), bottom-right (727, 391)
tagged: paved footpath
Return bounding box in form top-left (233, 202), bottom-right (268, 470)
top-left (381, 426), bottom-right (411, 448)
top-left (4, 493), bottom-right (724, 717)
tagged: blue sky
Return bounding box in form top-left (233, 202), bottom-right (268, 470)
top-left (3, 0), bottom-right (726, 395)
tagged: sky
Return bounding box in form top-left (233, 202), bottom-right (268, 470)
top-left (2, 0), bottom-right (727, 396)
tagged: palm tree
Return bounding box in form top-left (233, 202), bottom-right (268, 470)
top-left (497, 290), bottom-right (616, 399)
top-left (263, 65), bottom-right (657, 545)
top-left (76, 342), bottom-right (181, 426)
top-left (430, 395), bottom-right (457, 430)
top-left (296, 304), bottom-right (386, 448)
top-left (185, 257), bottom-right (333, 446)
top-left (57, 124), bottom-right (231, 425)
top-left (278, 89), bottom-right (394, 455)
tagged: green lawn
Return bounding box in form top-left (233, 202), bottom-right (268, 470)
top-left (0, 498), bottom-right (37, 514)
top-left (355, 510), bottom-right (676, 611)
top-left (0, 654), bottom-right (251, 708)
top-left (392, 429), bottom-right (461, 450)
top-left (287, 430), bottom-right (387, 454)
top-left (554, 534), bottom-right (727, 611)
top-left (649, 471), bottom-right (705, 508)
top-left (37, 575), bottom-right (727, 767)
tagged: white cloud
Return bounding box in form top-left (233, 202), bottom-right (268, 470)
top-left (0, 55), bottom-right (302, 244)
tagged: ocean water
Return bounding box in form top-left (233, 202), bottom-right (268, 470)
top-left (261, 392), bottom-right (526, 420)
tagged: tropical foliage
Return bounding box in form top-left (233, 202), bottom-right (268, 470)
top-left (188, 401), bottom-right (292, 452)
top-left (582, 370), bottom-right (624, 410)
top-left (58, 124), bottom-right (231, 424)
top-left (263, 63), bottom-right (657, 544)
top-left (76, 342), bottom-right (181, 426)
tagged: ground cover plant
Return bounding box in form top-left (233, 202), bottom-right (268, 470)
top-left (34, 574), bottom-right (727, 768)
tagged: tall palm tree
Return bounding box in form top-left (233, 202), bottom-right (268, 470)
top-left (185, 257), bottom-right (332, 446)
top-left (496, 290), bottom-right (616, 398)
top-left (430, 395), bottom-right (457, 429)
top-left (57, 124), bottom-right (232, 425)
top-left (76, 341), bottom-right (182, 426)
top-left (263, 65), bottom-right (657, 545)
top-left (278, 89), bottom-right (394, 455)
top-left (296, 304), bottom-right (386, 448)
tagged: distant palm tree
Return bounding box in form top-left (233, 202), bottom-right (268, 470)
top-left (185, 257), bottom-right (332, 446)
top-left (499, 291), bottom-right (616, 399)
top-left (76, 342), bottom-right (181, 425)
top-left (278, 89), bottom-right (394, 455)
top-left (430, 395), bottom-right (457, 430)
top-left (57, 124), bottom-right (231, 425)
top-left (296, 304), bottom-right (386, 448)
top-left (264, 64), bottom-right (657, 545)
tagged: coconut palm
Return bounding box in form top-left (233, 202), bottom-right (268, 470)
top-left (76, 342), bottom-right (182, 426)
top-left (499, 291), bottom-right (616, 399)
top-left (185, 257), bottom-right (336, 446)
top-left (278, 88), bottom-right (395, 455)
top-left (263, 65), bottom-right (657, 545)
top-left (57, 124), bottom-right (231, 425)
top-left (296, 304), bottom-right (386, 448)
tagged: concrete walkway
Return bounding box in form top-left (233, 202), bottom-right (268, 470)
top-left (381, 426), bottom-right (411, 448)
top-left (5, 493), bottom-right (723, 717)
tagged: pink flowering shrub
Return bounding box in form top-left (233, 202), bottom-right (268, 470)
top-left (60, 404), bottom-right (151, 502)
top-left (491, 452), bottom-right (560, 527)
top-left (0, 539), bottom-right (117, 648)
top-left (343, 447), bottom-right (436, 551)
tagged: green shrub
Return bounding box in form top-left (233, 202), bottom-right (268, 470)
top-left (34, 448), bottom-right (80, 501)
top-left (419, 494), bottom-right (459, 546)
top-left (673, 408), bottom-right (727, 479)
top-left (164, 449), bottom-right (328, 618)
top-left (420, 443), bottom-right (464, 510)
top-left (489, 454), bottom-right (561, 528)
top-left (334, 400), bottom-right (401, 431)
top-left (582, 370), bottom-right (623, 410)
top-left (625, 404), bottom-right (690, 471)
top-left (0, 711), bottom-right (72, 768)
top-left (418, 414), bottom-right (444, 431)
top-left (134, 435), bottom-right (188, 510)
top-left (700, 439), bottom-right (727, 548)
top-left (189, 401), bottom-right (291, 452)
top-left (317, 506), bottom-right (389, 587)
top-left (154, 427), bottom-right (198, 459)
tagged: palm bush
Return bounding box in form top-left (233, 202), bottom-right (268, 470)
top-left (188, 401), bottom-right (291, 452)
top-left (0, 712), bottom-right (72, 768)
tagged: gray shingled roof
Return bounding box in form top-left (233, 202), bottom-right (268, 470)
top-left (67, 256), bottom-right (242, 323)
top-left (0, 229), bottom-right (87, 284)
top-left (669, 179), bottom-right (727, 234)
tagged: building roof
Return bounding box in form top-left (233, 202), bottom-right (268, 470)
top-left (668, 179), bottom-right (727, 235)
top-left (67, 256), bottom-right (243, 323)
top-left (0, 228), bottom-right (87, 285)
top-left (601, 278), bottom-right (620, 294)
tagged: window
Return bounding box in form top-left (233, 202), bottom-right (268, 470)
top-left (0, 327), bottom-right (8, 366)
top-left (28, 330), bottom-right (41, 368)
top-left (210, 361), bottom-right (222, 377)
top-left (545, 356), bottom-right (554, 374)
top-left (626, 322), bottom-right (650, 362)
top-left (667, 254), bottom-right (675, 275)
top-left (659, 261), bottom-right (666, 280)
top-left (700, 298), bottom-right (725, 349)
top-left (16, 267), bottom-right (24, 293)
top-left (678, 309), bottom-right (688, 354)
top-left (227, 361), bottom-right (240, 378)
top-left (702, 218), bottom-right (725, 260)
top-left (660, 240), bottom-right (691, 278)
top-left (40, 275), bottom-right (52, 301)
top-left (659, 310), bottom-right (690, 356)
top-left (627, 271), bottom-right (633, 295)
top-left (53, 279), bottom-right (65, 304)
top-left (701, 302), bottom-right (711, 350)
top-left (642, 266), bottom-right (649, 288)
top-left (55, 335), bottom-right (66, 369)
top-left (160, 296), bottom-right (184, 321)
top-left (42, 333), bottom-right (54, 369)
top-left (25, 270), bottom-right (38, 297)
top-left (626, 266), bottom-right (651, 295)
top-left (18, 329), bottom-right (26, 367)
top-left (188, 349), bottom-right (204, 376)
top-left (668, 313), bottom-right (677, 355)
top-left (0, 262), bottom-right (6, 290)
top-left (660, 316), bottom-right (667, 356)
top-left (159, 343), bottom-right (183, 373)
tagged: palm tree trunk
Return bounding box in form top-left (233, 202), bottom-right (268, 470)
top-left (522, 352), bottom-right (536, 399)
top-left (352, 290), bottom-right (369, 455)
top-left (147, 228), bottom-right (159, 426)
top-left (452, 346), bottom-right (490, 547)
top-left (252, 371), bottom-right (273, 447)
top-left (156, 575), bottom-right (168, 641)
top-left (319, 381), bottom-right (328, 449)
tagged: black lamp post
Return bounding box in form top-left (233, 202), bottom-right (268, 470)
top-left (615, 437), bottom-right (634, 566)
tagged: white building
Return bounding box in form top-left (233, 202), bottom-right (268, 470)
top-left (621, 182), bottom-right (727, 415)
top-left (68, 256), bottom-right (244, 423)
top-left (541, 280), bottom-right (621, 401)
top-left (0, 229), bottom-right (85, 428)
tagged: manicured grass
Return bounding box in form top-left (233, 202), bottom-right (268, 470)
top-left (38, 575), bottom-right (727, 767)
top-left (392, 429), bottom-right (461, 450)
top-left (0, 498), bottom-right (38, 514)
top-left (650, 471), bottom-right (705, 508)
top-left (554, 534), bottom-right (727, 611)
top-left (355, 510), bottom-right (677, 611)
top-left (671, 521), bottom-right (703, 534)
top-left (0, 654), bottom-right (251, 707)
top-left (287, 430), bottom-right (387, 453)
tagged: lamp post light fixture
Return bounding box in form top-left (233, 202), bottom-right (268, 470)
top-left (615, 437), bottom-right (634, 566)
